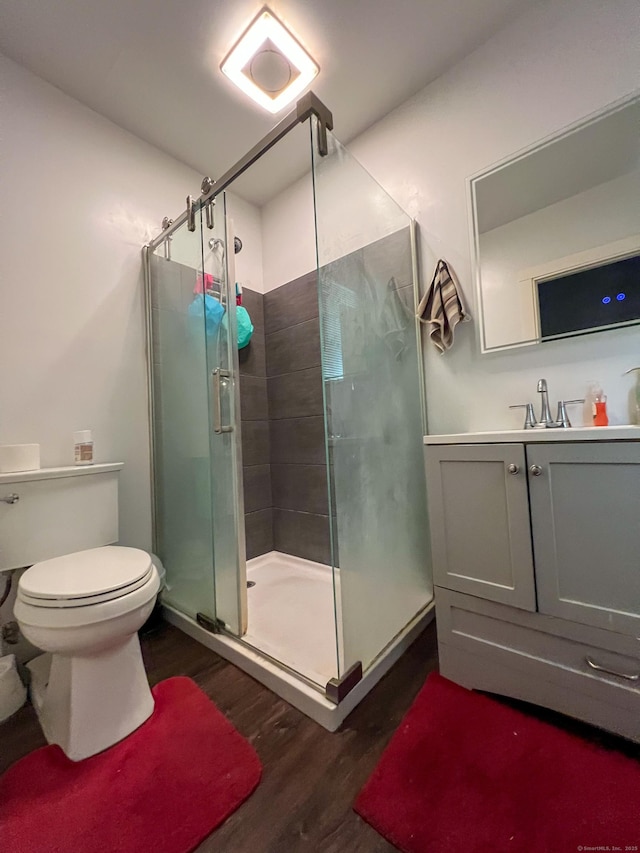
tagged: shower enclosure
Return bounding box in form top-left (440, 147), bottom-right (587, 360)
top-left (144, 96), bottom-right (433, 728)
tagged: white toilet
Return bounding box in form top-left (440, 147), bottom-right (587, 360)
top-left (14, 546), bottom-right (160, 761)
top-left (1, 462), bottom-right (161, 761)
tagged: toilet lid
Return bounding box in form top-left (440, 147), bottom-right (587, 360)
top-left (19, 547), bottom-right (154, 606)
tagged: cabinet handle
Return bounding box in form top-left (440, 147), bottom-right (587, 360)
top-left (585, 656), bottom-right (640, 681)
top-left (529, 464), bottom-right (542, 476)
top-left (507, 463), bottom-right (519, 474)
top-left (0, 493), bottom-right (19, 505)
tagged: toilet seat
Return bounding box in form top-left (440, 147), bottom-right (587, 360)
top-left (19, 547), bottom-right (154, 608)
top-left (18, 566), bottom-right (155, 608)
top-left (15, 565), bottom-right (160, 630)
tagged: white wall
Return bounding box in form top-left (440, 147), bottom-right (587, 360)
top-left (0, 55), bottom-right (267, 659)
top-left (262, 176), bottom-right (315, 292)
top-left (0, 53), bottom-right (205, 556)
top-left (261, 0), bottom-right (640, 430)
top-left (227, 194), bottom-right (264, 294)
top-left (169, 193), bottom-right (264, 292)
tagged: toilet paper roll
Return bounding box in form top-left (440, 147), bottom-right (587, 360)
top-left (0, 444), bottom-right (40, 473)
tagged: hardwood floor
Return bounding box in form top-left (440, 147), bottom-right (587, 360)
top-left (0, 620), bottom-right (439, 852)
top-left (2, 619), bottom-right (638, 852)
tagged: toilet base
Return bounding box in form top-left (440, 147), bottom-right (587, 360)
top-left (28, 633), bottom-right (154, 761)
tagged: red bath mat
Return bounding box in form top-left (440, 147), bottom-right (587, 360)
top-left (355, 672), bottom-right (640, 853)
top-left (0, 676), bottom-right (261, 853)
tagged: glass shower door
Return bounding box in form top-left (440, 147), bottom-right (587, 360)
top-left (148, 200), bottom-right (246, 636)
top-left (148, 216), bottom-right (217, 623)
top-left (311, 120), bottom-right (433, 678)
top-left (201, 195), bottom-right (247, 636)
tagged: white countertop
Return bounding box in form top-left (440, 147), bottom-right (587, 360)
top-left (423, 426), bottom-right (640, 445)
top-left (0, 462), bottom-right (123, 484)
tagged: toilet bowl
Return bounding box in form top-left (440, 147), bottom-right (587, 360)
top-left (14, 546), bottom-right (160, 761)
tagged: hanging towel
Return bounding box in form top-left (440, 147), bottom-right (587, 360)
top-left (417, 259), bottom-right (470, 353)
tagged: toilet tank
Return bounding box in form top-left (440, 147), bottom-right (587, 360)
top-left (0, 463), bottom-right (123, 571)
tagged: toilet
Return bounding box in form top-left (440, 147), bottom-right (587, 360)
top-left (14, 546), bottom-right (160, 761)
top-left (1, 461), bottom-right (160, 761)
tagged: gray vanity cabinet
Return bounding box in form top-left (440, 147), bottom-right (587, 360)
top-left (425, 444), bottom-right (535, 611)
top-left (426, 437), bottom-right (640, 742)
top-left (528, 442), bottom-right (640, 635)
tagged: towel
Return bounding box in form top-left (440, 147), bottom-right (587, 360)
top-left (417, 260), bottom-right (470, 353)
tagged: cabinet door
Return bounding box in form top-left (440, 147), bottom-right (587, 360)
top-left (425, 444), bottom-right (536, 610)
top-left (528, 442), bottom-right (640, 635)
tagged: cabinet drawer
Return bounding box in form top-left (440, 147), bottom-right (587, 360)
top-left (436, 588), bottom-right (640, 717)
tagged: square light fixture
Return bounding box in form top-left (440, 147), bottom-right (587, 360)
top-left (220, 7), bottom-right (319, 113)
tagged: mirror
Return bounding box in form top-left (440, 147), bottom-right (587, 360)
top-left (470, 95), bottom-right (640, 352)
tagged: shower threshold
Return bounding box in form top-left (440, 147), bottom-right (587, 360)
top-left (162, 550), bottom-right (434, 731)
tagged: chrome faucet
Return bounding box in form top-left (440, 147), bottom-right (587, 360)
top-left (510, 379), bottom-right (584, 429)
top-left (537, 378), bottom-right (555, 427)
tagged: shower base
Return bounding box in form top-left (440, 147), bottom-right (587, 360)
top-left (244, 551), bottom-right (340, 686)
top-left (162, 551), bottom-right (434, 731)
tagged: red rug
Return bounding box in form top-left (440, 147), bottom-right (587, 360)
top-left (0, 676), bottom-right (261, 853)
top-left (355, 672), bottom-right (640, 853)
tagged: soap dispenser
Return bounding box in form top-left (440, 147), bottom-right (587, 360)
top-left (624, 367), bottom-right (640, 424)
top-left (586, 381), bottom-right (608, 426)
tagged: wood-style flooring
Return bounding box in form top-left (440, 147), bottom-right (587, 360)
top-left (2, 619), bottom-right (638, 852)
top-left (1, 621), bottom-right (437, 852)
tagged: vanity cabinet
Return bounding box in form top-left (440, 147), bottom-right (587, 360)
top-left (426, 444), bottom-right (535, 610)
top-left (425, 434), bottom-right (640, 742)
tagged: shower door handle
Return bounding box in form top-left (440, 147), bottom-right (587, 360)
top-left (212, 368), bottom-right (233, 434)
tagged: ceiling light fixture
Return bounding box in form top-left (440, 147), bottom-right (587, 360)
top-left (220, 7), bottom-right (319, 114)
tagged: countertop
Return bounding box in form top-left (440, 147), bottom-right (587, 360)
top-left (0, 462), bottom-right (124, 484)
top-left (423, 426), bottom-right (640, 445)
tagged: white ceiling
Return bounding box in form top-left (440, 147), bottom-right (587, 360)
top-left (0, 0), bottom-right (533, 207)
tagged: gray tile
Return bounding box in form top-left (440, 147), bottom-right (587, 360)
top-left (242, 288), bottom-right (264, 332)
top-left (243, 464), bottom-right (272, 514)
top-left (268, 368), bottom-right (323, 420)
top-left (240, 375), bottom-right (268, 421)
top-left (362, 227), bottom-right (413, 289)
top-left (150, 309), bottom-right (163, 363)
top-left (180, 264), bottom-right (201, 308)
top-left (266, 318), bottom-right (321, 378)
top-left (273, 509), bottom-right (331, 565)
top-left (152, 308), bottom-right (195, 366)
top-left (150, 256), bottom-right (183, 311)
top-left (271, 464), bottom-right (329, 515)
top-left (239, 331), bottom-right (266, 377)
top-left (245, 508), bottom-right (273, 560)
top-left (240, 420), bottom-right (270, 467)
top-left (264, 271), bottom-right (318, 335)
top-left (270, 416), bottom-right (326, 465)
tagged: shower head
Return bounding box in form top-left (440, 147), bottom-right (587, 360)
top-left (208, 236), bottom-right (243, 254)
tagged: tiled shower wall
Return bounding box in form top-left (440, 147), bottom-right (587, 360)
top-left (265, 272), bottom-right (331, 565)
top-left (239, 273), bottom-right (331, 564)
top-left (239, 288), bottom-right (273, 559)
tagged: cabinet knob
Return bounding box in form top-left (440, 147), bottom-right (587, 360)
top-left (507, 463), bottom-right (519, 474)
top-left (529, 464), bottom-right (542, 476)
top-left (0, 493), bottom-right (19, 504)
